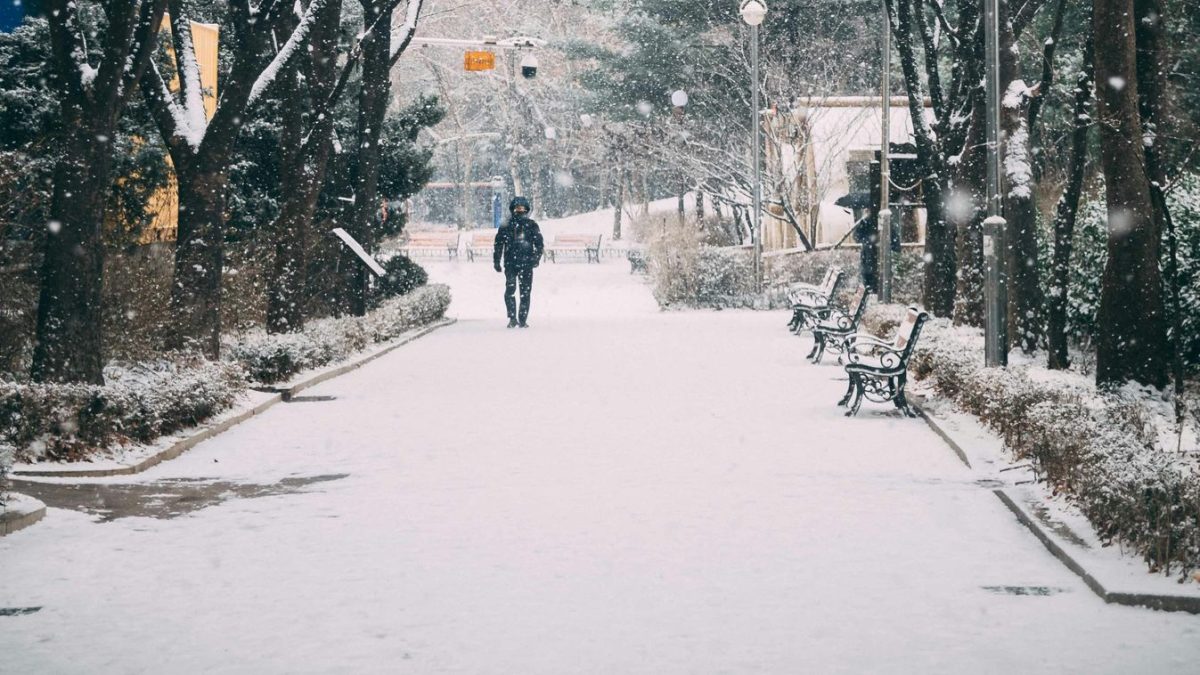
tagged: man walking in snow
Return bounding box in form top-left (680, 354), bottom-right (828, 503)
top-left (494, 196), bottom-right (545, 328)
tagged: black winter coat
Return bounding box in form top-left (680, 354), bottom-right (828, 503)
top-left (494, 216), bottom-right (545, 270)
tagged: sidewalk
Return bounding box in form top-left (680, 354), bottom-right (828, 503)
top-left (2, 262), bottom-right (1198, 673)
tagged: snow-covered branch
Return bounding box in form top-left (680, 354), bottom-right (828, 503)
top-left (247, 0), bottom-right (332, 107)
top-left (389, 0), bottom-right (424, 63)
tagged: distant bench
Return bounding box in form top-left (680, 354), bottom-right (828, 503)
top-left (398, 231), bottom-right (460, 260)
top-left (466, 231), bottom-right (495, 262)
top-left (546, 233), bottom-right (603, 263)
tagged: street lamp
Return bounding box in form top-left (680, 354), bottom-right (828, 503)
top-left (740, 0), bottom-right (767, 293)
top-left (878, 0), bottom-right (893, 304)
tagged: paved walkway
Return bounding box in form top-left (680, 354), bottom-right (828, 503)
top-left (2, 263), bottom-right (1198, 673)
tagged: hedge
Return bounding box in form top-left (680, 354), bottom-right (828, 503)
top-left (1, 284), bottom-right (452, 463)
top-left (863, 304), bottom-right (1200, 577)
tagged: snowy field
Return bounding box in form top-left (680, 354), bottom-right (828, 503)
top-left (3, 247), bottom-right (1200, 672)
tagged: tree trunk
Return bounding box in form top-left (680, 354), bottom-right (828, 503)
top-left (999, 6), bottom-right (1043, 354)
top-left (1047, 30), bottom-right (1093, 370)
top-left (890, 0), bottom-right (955, 317)
top-left (33, 0), bottom-right (166, 383)
top-left (266, 0), bottom-right (341, 332)
top-left (952, 106), bottom-right (988, 326)
top-left (1093, 0), bottom-right (1169, 388)
top-left (1134, 0), bottom-right (1184, 408)
top-left (170, 163), bottom-right (228, 356)
top-left (341, 0), bottom-right (393, 316)
top-left (31, 124), bottom-right (111, 384)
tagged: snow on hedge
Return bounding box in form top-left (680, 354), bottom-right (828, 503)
top-left (226, 283), bottom-right (451, 384)
top-left (0, 285), bottom-right (451, 464)
top-left (863, 304), bottom-right (1200, 577)
top-left (0, 355), bottom-right (247, 464)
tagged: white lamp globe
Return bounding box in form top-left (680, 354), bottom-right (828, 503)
top-left (739, 0), bottom-right (767, 26)
top-left (671, 90), bottom-right (689, 107)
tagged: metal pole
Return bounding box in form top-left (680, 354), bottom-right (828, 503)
top-left (752, 23), bottom-right (763, 293)
top-left (983, 0), bottom-right (1007, 366)
top-left (878, 0), bottom-right (892, 303)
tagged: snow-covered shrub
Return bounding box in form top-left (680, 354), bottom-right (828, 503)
top-left (766, 247), bottom-right (925, 306)
top-left (1164, 173), bottom-right (1200, 370)
top-left (647, 213), bottom-right (925, 310)
top-left (1046, 175), bottom-right (1200, 370)
top-left (863, 305), bottom-right (1200, 576)
top-left (0, 355), bottom-right (246, 463)
top-left (360, 283), bottom-right (451, 342)
top-left (372, 253), bottom-right (429, 303)
top-left (227, 284), bottom-right (451, 384)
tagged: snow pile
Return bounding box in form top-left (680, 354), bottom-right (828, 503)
top-left (863, 304), bottom-right (1200, 578)
top-left (0, 356), bottom-right (247, 464)
top-left (226, 284), bottom-right (450, 384)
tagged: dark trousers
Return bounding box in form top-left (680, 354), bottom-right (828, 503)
top-left (504, 266), bottom-right (534, 322)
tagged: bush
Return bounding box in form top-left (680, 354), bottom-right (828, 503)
top-left (226, 283), bottom-right (451, 384)
top-left (372, 254), bottom-right (429, 303)
top-left (863, 304), bottom-right (1200, 577)
top-left (0, 355), bottom-right (247, 463)
top-left (1048, 175), bottom-right (1200, 370)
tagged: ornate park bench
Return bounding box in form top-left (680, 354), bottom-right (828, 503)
top-left (399, 231), bottom-right (461, 260)
top-left (466, 231), bottom-right (496, 262)
top-left (807, 286), bottom-right (870, 364)
top-left (546, 233), bottom-right (603, 263)
top-left (787, 267), bottom-right (846, 335)
top-left (838, 306), bottom-right (930, 417)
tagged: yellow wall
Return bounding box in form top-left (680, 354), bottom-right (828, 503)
top-left (140, 21), bottom-right (219, 244)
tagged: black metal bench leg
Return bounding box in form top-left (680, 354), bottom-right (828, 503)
top-left (845, 375), bottom-right (865, 417)
top-left (812, 336), bottom-right (828, 364)
top-left (806, 333), bottom-right (821, 360)
top-left (894, 375), bottom-right (917, 417)
top-left (837, 374), bottom-right (855, 407)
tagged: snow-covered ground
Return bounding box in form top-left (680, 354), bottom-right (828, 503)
top-left (2, 245), bottom-right (1199, 672)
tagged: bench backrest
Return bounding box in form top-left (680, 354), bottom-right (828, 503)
top-left (847, 286), bottom-right (869, 326)
top-left (551, 233), bottom-right (602, 246)
top-left (893, 306), bottom-right (930, 358)
top-left (470, 232), bottom-right (495, 245)
top-left (406, 232), bottom-right (459, 246)
top-left (817, 266), bottom-right (838, 292)
top-left (825, 268), bottom-right (846, 298)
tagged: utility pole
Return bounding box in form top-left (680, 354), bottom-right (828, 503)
top-left (983, 0), bottom-right (1008, 366)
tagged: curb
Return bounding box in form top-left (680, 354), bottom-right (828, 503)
top-left (0, 495), bottom-right (46, 537)
top-left (914, 397), bottom-right (1200, 615)
top-left (910, 398), bottom-right (970, 469)
top-left (278, 317), bottom-right (455, 401)
top-left (12, 317), bottom-right (456, 480)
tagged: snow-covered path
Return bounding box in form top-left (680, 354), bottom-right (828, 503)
top-left (2, 261), bottom-right (1199, 673)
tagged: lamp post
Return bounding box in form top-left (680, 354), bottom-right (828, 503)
top-left (740, 0), bottom-right (767, 293)
top-left (878, 0), bottom-right (893, 304)
top-left (983, 0), bottom-right (1007, 366)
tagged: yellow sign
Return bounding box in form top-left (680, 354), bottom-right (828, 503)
top-left (464, 51), bottom-right (496, 71)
